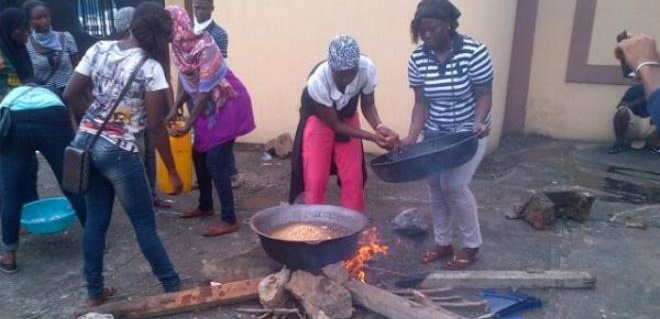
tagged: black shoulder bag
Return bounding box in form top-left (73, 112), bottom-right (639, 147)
top-left (61, 57), bottom-right (147, 194)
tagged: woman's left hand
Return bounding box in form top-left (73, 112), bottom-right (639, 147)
top-left (473, 121), bottom-right (489, 137)
top-left (170, 122), bottom-right (192, 137)
top-left (220, 80), bottom-right (237, 99)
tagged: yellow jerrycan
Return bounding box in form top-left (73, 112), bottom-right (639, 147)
top-left (157, 119), bottom-right (193, 194)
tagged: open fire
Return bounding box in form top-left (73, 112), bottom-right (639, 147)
top-left (343, 227), bottom-right (388, 282)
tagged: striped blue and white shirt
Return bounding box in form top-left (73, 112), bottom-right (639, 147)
top-left (408, 35), bottom-right (494, 132)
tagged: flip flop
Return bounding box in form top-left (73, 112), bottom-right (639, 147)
top-left (419, 245), bottom-right (454, 264)
top-left (443, 254), bottom-right (479, 270)
top-left (202, 222), bottom-right (240, 237)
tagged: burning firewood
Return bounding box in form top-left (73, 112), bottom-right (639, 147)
top-left (285, 270), bottom-right (353, 319)
top-left (258, 268), bottom-right (292, 309)
top-left (343, 227), bottom-right (388, 282)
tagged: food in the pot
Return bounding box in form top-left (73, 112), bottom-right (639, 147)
top-left (269, 223), bottom-right (346, 241)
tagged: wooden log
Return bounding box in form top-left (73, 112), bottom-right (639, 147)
top-left (519, 191), bottom-right (556, 230)
top-left (285, 270), bottom-right (352, 319)
top-left (543, 188), bottom-right (595, 222)
top-left (83, 278), bottom-right (261, 319)
top-left (322, 264), bottom-right (468, 319)
top-left (414, 270), bottom-right (596, 289)
top-left (259, 268), bottom-right (291, 309)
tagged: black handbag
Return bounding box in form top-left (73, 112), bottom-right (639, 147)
top-left (61, 57), bottom-right (147, 194)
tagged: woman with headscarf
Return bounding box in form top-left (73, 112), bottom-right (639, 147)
top-left (166, 6), bottom-right (255, 237)
top-left (23, 0), bottom-right (79, 95)
top-left (64, 2), bottom-right (183, 309)
top-left (288, 35), bottom-right (398, 213)
top-left (403, 0), bottom-right (494, 269)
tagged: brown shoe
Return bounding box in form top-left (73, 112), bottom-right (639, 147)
top-left (73, 286), bottom-right (116, 317)
top-left (202, 222), bottom-right (240, 237)
top-left (180, 208), bottom-right (214, 218)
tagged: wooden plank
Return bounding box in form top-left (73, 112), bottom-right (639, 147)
top-left (416, 270), bottom-right (596, 289)
top-left (343, 280), bottom-right (470, 319)
top-left (84, 278), bottom-right (261, 319)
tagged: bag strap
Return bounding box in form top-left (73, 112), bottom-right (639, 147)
top-left (85, 57), bottom-right (148, 152)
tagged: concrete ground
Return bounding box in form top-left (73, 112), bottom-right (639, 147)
top-left (1, 135), bottom-right (659, 319)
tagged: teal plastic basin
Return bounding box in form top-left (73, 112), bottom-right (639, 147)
top-left (21, 197), bottom-right (76, 234)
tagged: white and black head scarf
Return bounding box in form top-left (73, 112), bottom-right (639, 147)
top-left (327, 34), bottom-right (360, 71)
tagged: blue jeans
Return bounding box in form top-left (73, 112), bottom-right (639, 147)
top-left (193, 140), bottom-right (236, 223)
top-left (73, 133), bottom-right (180, 298)
top-left (0, 107), bottom-right (86, 252)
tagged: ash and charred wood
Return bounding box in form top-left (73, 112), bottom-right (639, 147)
top-left (322, 264), bottom-right (469, 319)
top-left (414, 270), bottom-right (596, 289)
top-left (82, 278), bottom-right (261, 318)
top-left (259, 268), bottom-right (292, 309)
top-left (285, 270), bottom-right (353, 319)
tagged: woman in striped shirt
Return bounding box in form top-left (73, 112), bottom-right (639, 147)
top-left (402, 0), bottom-right (494, 270)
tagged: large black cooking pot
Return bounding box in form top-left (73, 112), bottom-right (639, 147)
top-left (250, 204), bottom-right (368, 273)
top-left (370, 131), bottom-right (479, 183)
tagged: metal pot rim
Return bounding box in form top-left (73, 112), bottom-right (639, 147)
top-left (250, 204), bottom-right (368, 242)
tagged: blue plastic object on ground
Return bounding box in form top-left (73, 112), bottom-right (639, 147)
top-left (21, 197), bottom-right (76, 234)
top-left (477, 289), bottom-right (542, 319)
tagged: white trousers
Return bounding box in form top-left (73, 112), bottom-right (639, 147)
top-left (427, 137), bottom-right (487, 249)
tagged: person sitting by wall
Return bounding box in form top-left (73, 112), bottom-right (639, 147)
top-left (616, 34), bottom-right (660, 144)
top-left (608, 84), bottom-right (660, 154)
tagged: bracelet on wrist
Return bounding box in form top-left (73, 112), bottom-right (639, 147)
top-left (635, 61), bottom-right (660, 78)
top-left (376, 123), bottom-right (385, 130)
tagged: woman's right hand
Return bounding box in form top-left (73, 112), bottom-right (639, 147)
top-left (167, 171), bottom-right (183, 195)
top-left (399, 135), bottom-right (418, 147)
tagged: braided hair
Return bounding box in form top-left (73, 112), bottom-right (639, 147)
top-left (131, 2), bottom-right (172, 78)
top-left (410, 0), bottom-right (461, 43)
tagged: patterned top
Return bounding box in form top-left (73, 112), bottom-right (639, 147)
top-left (26, 31), bottom-right (78, 92)
top-left (75, 41), bottom-right (168, 152)
top-left (205, 21), bottom-right (228, 58)
top-left (0, 50), bottom-right (21, 99)
top-left (307, 55), bottom-right (377, 111)
top-left (408, 34), bottom-right (494, 132)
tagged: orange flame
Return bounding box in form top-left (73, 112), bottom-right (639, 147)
top-left (343, 227), bottom-right (388, 282)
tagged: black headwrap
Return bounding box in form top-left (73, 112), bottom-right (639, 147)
top-left (0, 8), bottom-right (33, 82)
top-left (411, 0), bottom-right (462, 42)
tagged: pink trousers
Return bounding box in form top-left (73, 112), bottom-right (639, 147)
top-left (302, 115), bottom-right (364, 212)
